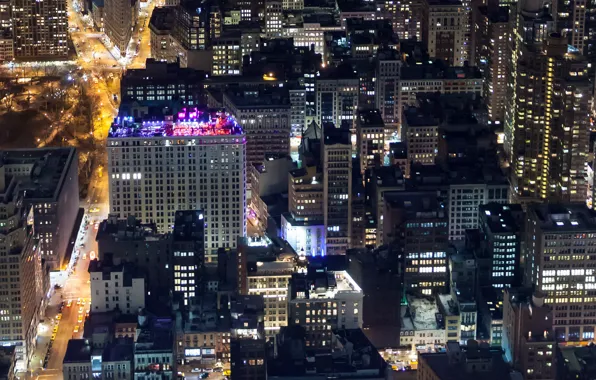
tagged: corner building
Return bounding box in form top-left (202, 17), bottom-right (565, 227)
top-left (107, 108), bottom-right (246, 262)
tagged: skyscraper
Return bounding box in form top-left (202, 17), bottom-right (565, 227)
top-left (107, 108), bottom-right (246, 262)
top-left (507, 28), bottom-right (591, 203)
top-left (12, 0), bottom-right (68, 59)
top-left (323, 124), bottom-right (352, 255)
top-left (104, 0), bottom-right (138, 56)
top-left (426, 0), bottom-right (467, 66)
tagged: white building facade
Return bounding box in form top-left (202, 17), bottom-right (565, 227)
top-left (107, 109), bottom-right (247, 262)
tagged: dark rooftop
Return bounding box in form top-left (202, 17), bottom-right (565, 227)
top-left (63, 339), bottom-right (91, 364)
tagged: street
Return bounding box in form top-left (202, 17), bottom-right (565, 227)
top-left (16, 0), bottom-right (157, 378)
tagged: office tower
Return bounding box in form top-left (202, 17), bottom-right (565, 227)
top-left (281, 165), bottom-right (325, 256)
top-left (383, 191), bottom-right (448, 295)
top-left (478, 203), bottom-right (523, 289)
top-left (149, 7), bottom-right (176, 63)
top-left (356, 109), bottom-right (385, 174)
top-left (288, 265), bottom-right (363, 350)
top-left (97, 215), bottom-right (172, 301)
top-left (502, 288), bottom-right (556, 378)
top-left (515, 35), bottom-right (590, 202)
top-left (316, 66), bottom-right (359, 129)
top-left (289, 86), bottom-right (306, 140)
top-left (0, 148), bottom-right (79, 272)
top-left (0, 0), bottom-right (12, 61)
top-left (230, 296), bottom-right (267, 380)
top-left (119, 60), bottom-right (205, 112)
top-left (89, 258), bottom-right (145, 314)
top-left (104, 0), bottom-right (137, 56)
top-left (172, 210), bottom-right (205, 304)
top-left (381, 0), bottom-right (426, 41)
top-left (365, 166), bottom-right (405, 245)
top-left (265, 0), bottom-right (282, 37)
top-left (323, 125), bottom-right (352, 255)
top-left (222, 88), bottom-right (291, 167)
top-left (237, 236), bottom-right (294, 337)
top-left (375, 49), bottom-right (401, 137)
top-left (402, 106), bottom-right (439, 165)
top-left (554, 0), bottom-right (587, 51)
top-left (507, 8), bottom-right (591, 203)
top-left (107, 108), bottom-right (246, 262)
top-left (11, 0), bottom-right (67, 60)
top-left (212, 31), bottom-right (242, 75)
top-left (426, 0), bottom-right (467, 66)
top-left (0, 169), bottom-right (42, 370)
top-left (174, 0), bottom-right (221, 51)
top-left (525, 204), bottom-right (596, 341)
top-left (473, 6), bottom-right (509, 125)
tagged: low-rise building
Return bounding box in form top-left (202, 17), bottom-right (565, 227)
top-left (90, 257), bottom-right (146, 314)
top-left (63, 340), bottom-right (92, 380)
top-left (400, 295), bottom-right (445, 351)
top-left (134, 316), bottom-right (175, 379)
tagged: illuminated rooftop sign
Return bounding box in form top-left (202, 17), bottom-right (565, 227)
top-left (109, 108), bottom-right (244, 138)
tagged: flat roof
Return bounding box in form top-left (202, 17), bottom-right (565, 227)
top-left (0, 147), bottom-right (76, 201)
top-left (63, 339), bottom-right (91, 363)
top-left (528, 203), bottom-right (596, 232)
top-left (108, 108), bottom-right (244, 139)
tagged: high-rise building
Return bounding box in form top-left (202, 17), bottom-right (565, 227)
top-left (375, 49), bottom-right (401, 137)
top-left (212, 31), bottom-right (242, 76)
top-left (402, 106), bottom-right (439, 165)
top-left (11, 0), bottom-right (68, 60)
top-left (478, 203), bottom-right (523, 289)
top-left (473, 6), bottom-right (509, 125)
top-left (383, 191), bottom-right (448, 295)
top-left (265, 0), bottom-right (282, 37)
top-left (506, 13), bottom-right (591, 203)
top-left (281, 165), bottom-right (325, 256)
top-left (381, 0), bottom-right (426, 41)
top-left (323, 125), bottom-right (352, 255)
top-left (222, 88), bottom-right (291, 167)
top-left (288, 264), bottom-right (363, 350)
top-left (172, 210), bottom-right (205, 304)
top-left (426, 0), bottom-right (467, 66)
top-left (525, 203), bottom-right (596, 341)
top-left (107, 108), bottom-right (246, 262)
top-left (502, 288), bottom-right (556, 378)
top-left (0, 148), bottom-right (79, 272)
top-left (554, 0), bottom-right (588, 52)
top-left (104, 0), bottom-right (138, 56)
top-left (0, 169), bottom-right (43, 370)
top-left (316, 66), bottom-right (359, 129)
top-left (356, 109), bottom-right (385, 174)
top-left (237, 236), bottom-right (294, 337)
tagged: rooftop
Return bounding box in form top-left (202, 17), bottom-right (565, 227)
top-left (108, 108), bottom-right (244, 139)
top-left (528, 203), bottom-right (596, 232)
top-left (97, 215), bottom-right (165, 242)
top-left (406, 295), bottom-right (441, 330)
top-left (224, 88), bottom-right (291, 109)
top-left (480, 203), bottom-right (523, 234)
top-left (0, 147), bottom-right (77, 200)
top-left (420, 342), bottom-right (512, 380)
top-left (149, 6), bottom-right (175, 33)
top-left (63, 339), bottom-right (91, 364)
top-left (401, 64), bottom-right (482, 81)
top-left (290, 269), bottom-right (362, 301)
top-left (357, 109), bottom-right (384, 127)
top-left (88, 257), bottom-right (144, 284)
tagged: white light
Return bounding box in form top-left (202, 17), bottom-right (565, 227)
top-left (199, 214), bottom-right (203, 220)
